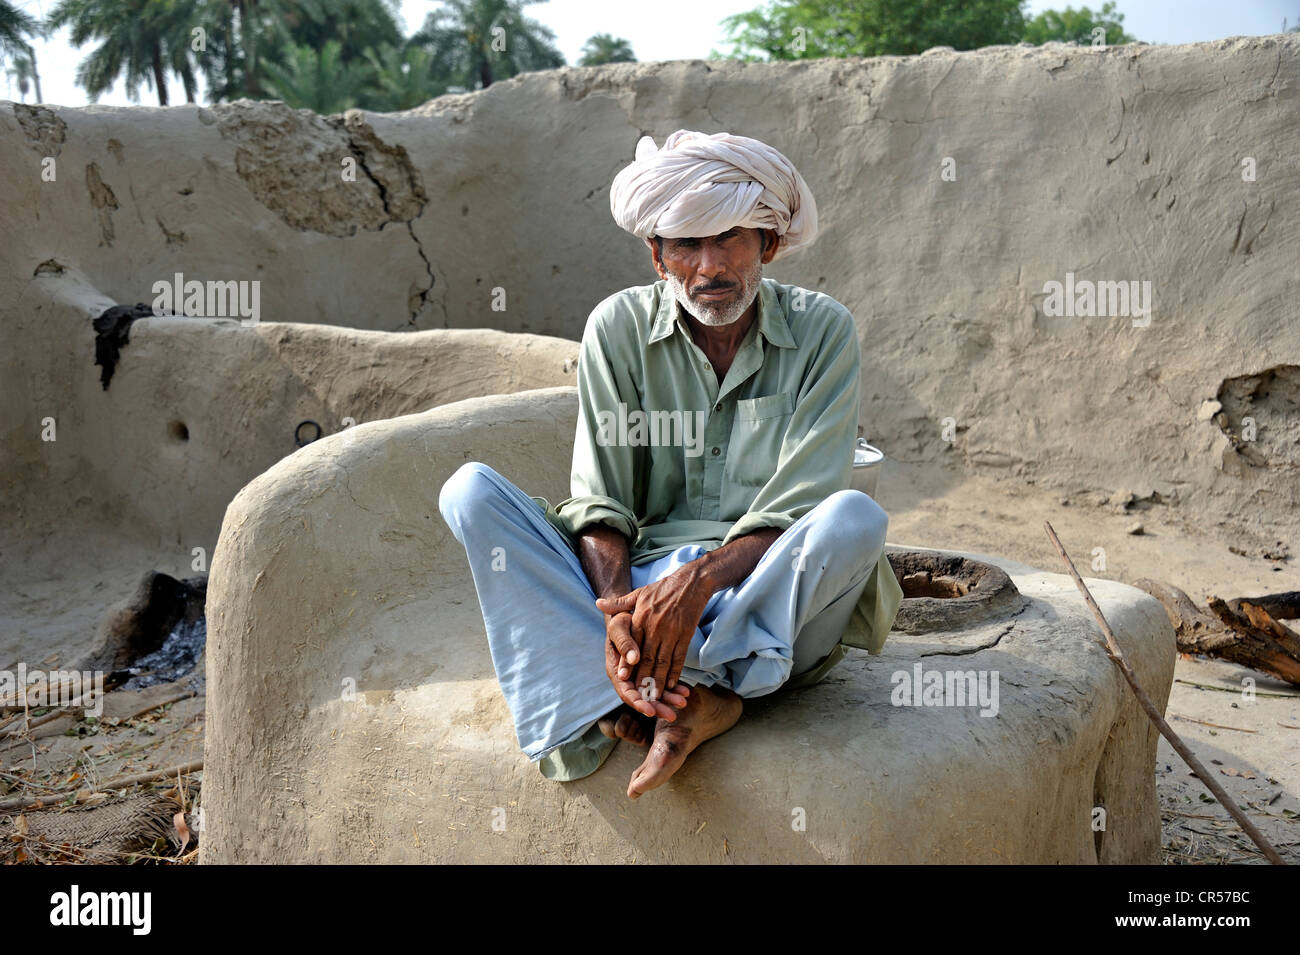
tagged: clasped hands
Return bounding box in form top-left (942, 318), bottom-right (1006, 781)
top-left (595, 566), bottom-right (712, 721)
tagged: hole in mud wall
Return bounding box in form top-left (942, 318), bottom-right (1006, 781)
top-left (1215, 364), bottom-right (1299, 469)
top-left (168, 421), bottom-right (189, 442)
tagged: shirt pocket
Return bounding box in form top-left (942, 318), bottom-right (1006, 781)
top-left (726, 392), bottom-right (794, 487)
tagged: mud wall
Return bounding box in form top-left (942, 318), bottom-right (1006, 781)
top-left (2, 36), bottom-right (1297, 650)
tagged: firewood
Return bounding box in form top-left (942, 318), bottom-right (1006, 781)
top-left (1133, 579), bottom-right (1300, 687)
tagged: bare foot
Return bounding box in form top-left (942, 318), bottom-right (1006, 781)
top-left (627, 683), bottom-right (742, 800)
top-left (597, 705), bottom-right (654, 745)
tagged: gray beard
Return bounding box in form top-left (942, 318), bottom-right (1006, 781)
top-left (663, 259), bottom-right (763, 327)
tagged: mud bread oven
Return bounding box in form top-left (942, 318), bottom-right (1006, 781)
top-left (887, 550), bottom-right (1028, 634)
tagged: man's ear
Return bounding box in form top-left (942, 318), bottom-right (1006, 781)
top-left (760, 229), bottom-right (778, 264)
top-left (647, 236), bottom-right (667, 280)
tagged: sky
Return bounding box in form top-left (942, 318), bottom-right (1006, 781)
top-left (5, 0), bottom-right (1297, 107)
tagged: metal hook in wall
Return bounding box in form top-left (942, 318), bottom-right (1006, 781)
top-left (295, 420), bottom-right (323, 447)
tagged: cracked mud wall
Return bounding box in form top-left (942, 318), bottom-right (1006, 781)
top-left (1, 35), bottom-right (1296, 573)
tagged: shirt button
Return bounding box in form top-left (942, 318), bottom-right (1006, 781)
top-left (711, 446), bottom-right (720, 455)
top-left (714, 403), bottom-right (721, 412)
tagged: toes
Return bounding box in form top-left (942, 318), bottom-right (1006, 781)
top-left (615, 713), bottom-right (652, 745)
top-left (627, 765), bottom-right (652, 800)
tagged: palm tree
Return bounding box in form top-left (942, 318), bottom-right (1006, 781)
top-left (411, 0), bottom-right (564, 91)
top-left (49, 0), bottom-right (202, 105)
top-left (0, 0), bottom-right (36, 57)
top-left (228, 0), bottom-right (268, 97)
top-left (1, 0), bottom-right (42, 100)
top-left (194, 0), bottom-right (403, 103)
top-left (261, 38), bottom-right (370, 112)
top-left (190, 0), bottom-right (284, 99)
top-left (274, 0), bottom-right (401, 63)
top-left (578, 33), bottom-right (634, 66)
top-left (190, 0), bottom-right (257, 100)
top-left (156, 0), bottom-right (201, 101)
top-left (5, 47), bottom-right (42, 101)
top-left (363, 42), bottom-right (446, 111)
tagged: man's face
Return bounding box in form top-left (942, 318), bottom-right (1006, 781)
top-left (649, 226), bottom-right (778, 328)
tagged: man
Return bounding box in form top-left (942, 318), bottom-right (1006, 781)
top-left (439, 130), bottom-right (902, 800)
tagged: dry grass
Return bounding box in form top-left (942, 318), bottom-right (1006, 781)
top-left (1, 690), bottom-right (203, 865)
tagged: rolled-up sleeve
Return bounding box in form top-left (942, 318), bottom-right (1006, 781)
top-left (724, 305), bottom-right (861, 543)
top-left (552, 310), bottom-right (644, 542)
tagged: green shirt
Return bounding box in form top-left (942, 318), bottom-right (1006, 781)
top-left (536, 276), bottom-right (902, 661)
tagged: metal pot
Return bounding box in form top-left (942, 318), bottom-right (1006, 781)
top-left (851, 437), bottom-right (884, 500)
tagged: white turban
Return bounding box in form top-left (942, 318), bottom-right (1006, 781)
top-left (609, 129), bottom-right (818, 261)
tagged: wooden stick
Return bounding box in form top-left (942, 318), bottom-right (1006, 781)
top-left (0, 707), bottom-right (72, 744)
top-left (117, 691), bottom-right (199, 724)
top-left (1234, 591), bottom-right (1300, 622)
top-left (1174, 679), bottom-right (1295, 699)
top-left (1170, 715), bottom-right (1257, 733)
top-left (1043, 521), bottom-right (1286, 866)
top-left (0, 759), bottom-right (203, 813)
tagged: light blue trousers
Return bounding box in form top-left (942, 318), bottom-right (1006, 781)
top-left (438, 462), bottom-right (888, 768)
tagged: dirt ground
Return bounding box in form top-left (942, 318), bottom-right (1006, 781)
top-left (0, 459), bottom-right (1295, 863)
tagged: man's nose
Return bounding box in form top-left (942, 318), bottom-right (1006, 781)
top-left (695, 241), bottom-right (726, 278)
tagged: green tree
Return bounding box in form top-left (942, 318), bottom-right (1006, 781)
top-left (273, 0), bottom-right (401, 62)
top-left (49, 0), bottom-right (202, 105)
top-left (5, 48), bottom-right (42, 101)
top-left (411, 0), bottom-right (564, 91)
top-left (190, 0), bottom-right (294, 102)
top-left (191, 0), bottom-right (297, 101)
top-left (158, 0), bottom-right (201, 101)
top-left (717, 0), bottom-right (1025, 60)
top-left (578, 32), bottom-right (635, 65)
top-left (0, 0), bottom-right (42, 100)
top-left (362, 42), bottom-right (447, 111)
top-left (187, 0), bottom-right (235, 100)
top-left (257, 0), bottom-right (434, 111)
top-left (0, 0), bottom-right (37, 63)
top-left (1022, 2), bottom-right (1135, 45)
top-left (188, 0), bottom-right (401, 103)
top-left (260, 36), bottom-right (370, 111)
top-left (225, 0), bottom-right (270, 97)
